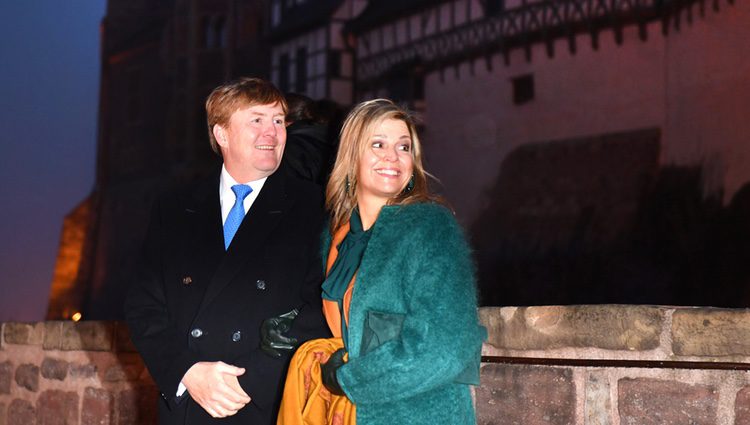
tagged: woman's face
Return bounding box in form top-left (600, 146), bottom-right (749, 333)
top-left (356, 118), bottom-right (414, 209)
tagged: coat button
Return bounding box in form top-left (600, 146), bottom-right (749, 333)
top-left (182, 276), bottom-right (192, 285)
top-left (190, 328), bottom-right (203, 338)
top-left (232, 331), bottom-right (241, 342)
top-left (256, 280), bottom-right (266, 290)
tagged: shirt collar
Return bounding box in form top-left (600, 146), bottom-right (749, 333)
top-left (219, 164), bottom-right (268, 203)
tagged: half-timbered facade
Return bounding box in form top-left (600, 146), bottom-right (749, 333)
top-left (268, 0), bottom-right (366, 104)
top-left (343, 0), bottom-right (750, 305)
top-left (344, 0), bottom-right (748, 223)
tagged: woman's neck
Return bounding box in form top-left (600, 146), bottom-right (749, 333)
top-left (356, 197), bottom-right (387, 231)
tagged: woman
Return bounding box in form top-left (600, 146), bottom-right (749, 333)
top-left (278, 99), bottom-right (485, 425)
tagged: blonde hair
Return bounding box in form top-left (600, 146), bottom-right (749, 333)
top-left (205, 77), bottom-right (288, 155)
top-left (325, 99), bottom-right (442, 231)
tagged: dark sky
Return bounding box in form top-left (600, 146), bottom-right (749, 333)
top-left (0, 2), bottom-right (106, 321)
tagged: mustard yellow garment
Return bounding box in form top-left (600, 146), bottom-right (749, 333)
top-left (276, 337), bottom-right (356, 425)
top-left (278, 224), bottom-right (356, 425)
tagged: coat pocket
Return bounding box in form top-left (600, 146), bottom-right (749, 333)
top-left (359, 310), bottom-right (405, 355)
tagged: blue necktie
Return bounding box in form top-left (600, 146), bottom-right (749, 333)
top-left (224, 184), bottom-right (252, 250)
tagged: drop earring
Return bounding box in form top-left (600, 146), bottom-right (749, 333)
top-left (404, 174), bottom-right (414, 193)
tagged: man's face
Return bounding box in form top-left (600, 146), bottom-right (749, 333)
top-left (216, 102), bottom-right (287, 182)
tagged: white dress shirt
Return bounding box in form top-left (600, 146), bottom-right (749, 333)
top-left (219, 164), bottom-right (268, 224)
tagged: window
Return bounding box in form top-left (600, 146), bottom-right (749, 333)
top-left (279, 54), bottom-right (290, 92)
top-left (295, 48), bottom-right (307, 93)
top-left (413, 74), bottom-right (425, 101)
top-left (271, 0), bottom-right (282, 26)
top-left (328, 51), bottom-right (341, 78)
top-left (484, 0), bottom-right (505, 16)
top-left (214, 16), bottom-right (226, 49)
top-left (512, 74), bottom-right (534, 105)
top-left (203, 16), bottom-right (226, 49)
top-left (198, 16), bottom-right (209, 48)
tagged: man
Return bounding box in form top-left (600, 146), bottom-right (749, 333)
top-left (125, 77), bottom-right (330, 424)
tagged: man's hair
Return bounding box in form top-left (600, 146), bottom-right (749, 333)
top-left (205, 77), bottom-right (288, 155)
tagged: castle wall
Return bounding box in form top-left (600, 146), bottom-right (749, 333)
top-left (3, 306), bottom-right (750, 424)
top-left (421, 2), bottom-right (750, 225)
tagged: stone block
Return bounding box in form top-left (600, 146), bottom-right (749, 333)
top-left (3, 323), bottom-right (44, 346)
top-left (61, 322), bottom-right (113, 352)
top-left (8, 399), bottom-right (35, 425)
top-left (113, 323), bottom-right (137, 353)
top-left (15, 364), bottom-right (40, 392)
top-left (104, 365), bottom-right (141, 383)
top-left (475, 363), bottom-right (576, 425)
top-left (479, 305), bottom-right (663, 351)
top-left (0, 361), bottom-right (11, 394)
top-left (618, 378), bottom-right (718, 425)
top-left (37, 390), bottom-right (78, 425)
top-left (0, 402), bottom-right (6, 425)
top-left (41, 358), bottom-right (68, 381)
top-left (585, 371), bottom-right (612, 425)
top-left (736, 386), bottom-right (750, 425)
top-left (69, 364), bottom-right (97, 380)
top-left (43, 322), bottom-right (63, 351)
top-left (672, 308), bottom-right (750, 357)
top-left (82, 387), bottom-right (113, 425)
top-left (3, 323), bottom-right (30, 345)
top-left (117, 387), bottom-right (158, 425)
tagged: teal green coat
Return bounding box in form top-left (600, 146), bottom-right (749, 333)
top-left (322, 203), bottom-right (486, 425)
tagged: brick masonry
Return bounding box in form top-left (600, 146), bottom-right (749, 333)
top-left (0, 363), bottom-right (10, 395)
top-left (1, 307), bottom-right (750, 424)
top-left (82, 387), bottom-right (113, 425)
top-left (476, 363), bottom-right (576, 425)
top-left (619, 378), bottom-right (719, 425)
top-left (36, 390), bottom-right (78, 425)
top-left (736, 386), bottom-right (750, 425)
top-left (0, 321), bottom-right (156, 425)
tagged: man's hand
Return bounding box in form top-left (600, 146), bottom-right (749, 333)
top-left (182, 361), bottom-right (251, 418)
top-left (260, 309), bottom-right (299, 358)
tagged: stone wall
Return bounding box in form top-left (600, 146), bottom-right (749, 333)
top-left (478, 306), bottom-right (750, 425)
top-left (2, 306), bottom-right (750, 424)
top-left (0, 321), bottom-right (156, 425)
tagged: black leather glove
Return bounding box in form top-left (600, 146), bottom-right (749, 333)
top-left (260, 309), bottom-right (299, 358)
top-left (321, 348), bottom-right (346, 396)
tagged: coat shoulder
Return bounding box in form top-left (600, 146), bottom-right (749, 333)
top-left (379, 202), bottom-right (461, 238)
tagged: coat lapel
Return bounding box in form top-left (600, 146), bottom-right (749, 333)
top-left (183, 172), bottom-right (225, 269)
top-left (196, 171), bottom-right (293, 315)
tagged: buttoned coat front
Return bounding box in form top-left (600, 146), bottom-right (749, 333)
top-left (125, 170), bottom-right (330, 425)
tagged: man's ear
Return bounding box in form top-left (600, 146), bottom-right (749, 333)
top-left (213, 125), bottom-right (228, 148)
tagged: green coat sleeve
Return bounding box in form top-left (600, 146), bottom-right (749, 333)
top-left (335, 207), bottom-right (485, 405)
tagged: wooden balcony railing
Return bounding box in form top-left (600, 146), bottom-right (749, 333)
top-left (355, 0), bottom-right (734, 86)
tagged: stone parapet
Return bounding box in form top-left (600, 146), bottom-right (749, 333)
top-left (2, 306), bottom-right (749, 423)
top-left (478, 306), bottom-right (750, 424)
